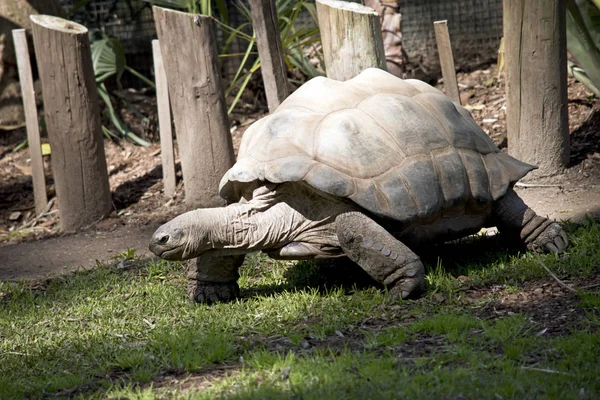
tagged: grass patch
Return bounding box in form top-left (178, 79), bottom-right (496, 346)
top-left (0, 219), bottom-right (599, 398)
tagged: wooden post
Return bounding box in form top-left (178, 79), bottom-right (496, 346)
top-left (151, 40), bottom-right (176, 198)
top-left (504, 0), bottom-right (569, 177)
top-left (248, 0), bottom-right (289, 112)
top-left (433, 20), bottom-right (461, 104)
top-left (316, 0), bottom-right (386, 81)
top-left (153, 7), bottom-right (235, 208)
top-left (12, 28), bottom-right (47, 215)
top-left (30, 15), bottom-right (112, 231)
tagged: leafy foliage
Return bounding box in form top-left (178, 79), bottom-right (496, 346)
top-left (567, 0), bottom-right (600, 95)
top-left (146, 0), bottom-right (323, 112)
top-left (90, 36), bottom-right (151, 146)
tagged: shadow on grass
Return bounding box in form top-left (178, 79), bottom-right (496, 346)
top-left (243, 232), bottom-right (526, 301)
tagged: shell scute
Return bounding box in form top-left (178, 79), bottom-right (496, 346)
top-left (356, 93), bottom-right (451, 156)
top-left (315, 110), bottom-right (403, 178)
top-left (432, 148), bottom-right (470, 212)
top-left (460, 150), bottom-right (493, 209)
top-left (399, 156), bottom-right (444, 219)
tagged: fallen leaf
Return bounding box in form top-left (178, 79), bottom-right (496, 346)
top-left (464, 103), bottom-right (486, 111)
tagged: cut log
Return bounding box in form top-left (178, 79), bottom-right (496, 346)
top-left (153, 7), bottom-right (235, 208)
top-left (504, 0), bottom-right (569, 177)
top-left (433, 20), bottom-right (461, 104)
top-left (316, 0), bottom-right (386, 81)
top-left (30, 15), bottom-right (112, 231)
top-left (151, 40), bottom-right (176, 198)
top-left (12, 28), bottom-right (47, 215)
top-left (248, 0), bottom-right (289, 112)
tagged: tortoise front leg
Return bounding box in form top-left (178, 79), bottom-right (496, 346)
top-left (336, 211), bottom-right (425, 299)
top-left (492, 188), bottom-right (568, 253)
top-left (187, 252), bottom-right (245, 304)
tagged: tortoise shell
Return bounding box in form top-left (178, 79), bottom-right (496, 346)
top-left (219, 68), bottom-right (534, 223)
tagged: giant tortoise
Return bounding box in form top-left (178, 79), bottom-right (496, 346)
top-left (149, 68), bottom-right (568, 303)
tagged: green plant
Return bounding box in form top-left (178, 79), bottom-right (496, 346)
top-left (225, 0), bottom-right (323, 112)
top-left (146, 0), bottom-right (323, 113)
top-left (90, 36), bottom-right (151, 146)
top-left (567, 0), bottom-right (600, 95)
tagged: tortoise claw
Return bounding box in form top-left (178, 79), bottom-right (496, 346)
top-left (187, 280), bottom-right (240, 304)
top-left (528, 221), bottom-right (568, 254)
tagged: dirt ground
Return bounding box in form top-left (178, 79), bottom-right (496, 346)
top-left (1, 66), bottom-right (599, 280)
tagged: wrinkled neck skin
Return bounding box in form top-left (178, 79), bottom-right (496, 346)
top-left (176, 183), bottom-right (357, 259)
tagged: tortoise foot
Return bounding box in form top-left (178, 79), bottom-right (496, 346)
top-left (527, 221), bottom-right (569, 254)
top-left (187, 280), bottom-right (240, 304)
top-left (336, 211), bottom-right (425, 300)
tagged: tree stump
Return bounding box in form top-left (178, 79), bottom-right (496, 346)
top-left (504, 0), bottom-right (570, 177)
top-left (30, 15), bottom-right (112, 231)
top-left (248, 0), bottom-right (289, 112)
top-left (153, 7), bottom-right (235, 208)
top-left (316, 0), bottom-right (386, 81)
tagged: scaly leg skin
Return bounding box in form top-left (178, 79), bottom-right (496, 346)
top-left (493, 188), bottom-right (568, 253)
top-left (187, 252), bottom-right (245, 304)
top-left (336, 211), bottom-right (425, 299)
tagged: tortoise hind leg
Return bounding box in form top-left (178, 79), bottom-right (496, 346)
top-left (336, 211), bottom-right (425, 299)
top-left (492, 188), bottom-right (568, 253)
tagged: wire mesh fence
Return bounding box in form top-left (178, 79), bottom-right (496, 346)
top-left (56, 0), bottom-right (503, 88)
top-left (399, 0), bottom-right (503, 78)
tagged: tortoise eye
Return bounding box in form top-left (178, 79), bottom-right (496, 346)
top-left (158, 234), bottom-right (169, 244)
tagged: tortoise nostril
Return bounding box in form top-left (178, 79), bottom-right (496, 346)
top-left (158, 234), bottom-right (169, 244)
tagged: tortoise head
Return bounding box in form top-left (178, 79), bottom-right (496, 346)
top-left (149, 209), bottom-right (213, 260)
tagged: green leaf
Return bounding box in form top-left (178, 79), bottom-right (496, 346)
top-left (91, 37), bottom-right (126, 84)
top-left (98, 83), bottom-right (151, 147)
top-left (142, 0), bottom-right (189, 10)
top-left (567, 0), bottom-right (600, 95)
top-left (568, 61), bottom-right (600, 96)
top-left (215, 0), bottom-right (229, 24)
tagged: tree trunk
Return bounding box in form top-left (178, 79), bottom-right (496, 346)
top-left (504, 0), bottom-right (570, 177)
top-left (30, 15), bottom-right (112, 231)
top-left (363, 0), bottom-right (407, 78)
top-left (153, 7), bottom-right (235, 208)
top-left (248, 0), bottom-right (290, 112)
top-left (316, 0), bottom-right (386, 81)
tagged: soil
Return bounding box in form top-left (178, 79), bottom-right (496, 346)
top-left (1, 66), bottom-right (600, 281)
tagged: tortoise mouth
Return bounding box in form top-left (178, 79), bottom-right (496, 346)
top-left (151, 244), bottom-right (185, 260)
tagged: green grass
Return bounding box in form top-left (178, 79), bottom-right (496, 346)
top-left (0, 218), bottom-right (599, 399)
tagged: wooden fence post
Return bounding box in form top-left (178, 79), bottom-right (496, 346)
top-left (151, 39), bottom-right (176, 198)
top-left (12, 28), bottom-right (47, 215)
top-left (30, 15), bottom-right (112, 231)
top-left (153, 7), bottom-right (235, 208)
top-left (504, 0), bottom-right (569, 177)
top-left (433, 20), bottom-right (461, 104)
top-left (248, 0), bottom-right (289, 112)
top-left (316, 0), bottom-right (386, 81)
